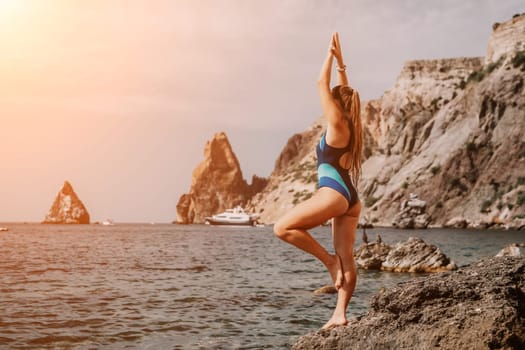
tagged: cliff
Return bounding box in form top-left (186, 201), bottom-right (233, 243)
top-left (247, 14), bottom-right (525, 227)
top-left (293, 256), bottom-right (525, 349)
top-left (175, 132), bottom-right (267, 224)
top-left (43, 181), bottom-right (90, 224)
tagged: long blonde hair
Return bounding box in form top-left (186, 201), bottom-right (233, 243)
top-left (331, 85), bottom-right (362, 183)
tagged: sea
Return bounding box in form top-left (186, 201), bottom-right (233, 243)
top-left (0, 223), bottom-right (523, 349)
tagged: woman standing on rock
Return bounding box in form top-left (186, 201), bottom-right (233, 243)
top-left (274, 32), bottom-right (362, 329)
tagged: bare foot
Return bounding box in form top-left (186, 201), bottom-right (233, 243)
top-left (321, 315), bottom-right (348, 330)
top-left (326, 254), bottom-right (344, 290)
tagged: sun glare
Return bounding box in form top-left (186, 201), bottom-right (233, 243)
top-left (0, 0), bottom-right (25, 16)
top-left (0, 1), bottom-right (23, 28)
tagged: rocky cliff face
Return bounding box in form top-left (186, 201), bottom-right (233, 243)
top-left (43, 181), bottom-right (90, 224)
top-left (247, 14), bottom-right (525, 227)
top-left (487, 13), bottom-right (525, 64)
top-left (176, 132), bottom-right (267, 224)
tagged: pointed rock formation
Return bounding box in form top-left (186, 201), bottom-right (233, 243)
top-left (43, 181), bottom-right (90, 224)
top-left (176, 132), bottom-right (267, 224)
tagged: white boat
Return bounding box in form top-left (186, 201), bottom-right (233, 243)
top-left (205, 206), bottom-right (259, 226)
top-left (102, 219), bottom-right (114, 226)
top-left (0, 227), bottom-right (8, 232)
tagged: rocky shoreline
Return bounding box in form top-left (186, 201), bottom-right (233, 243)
top-left (293, 256), bottom-right (525, 350)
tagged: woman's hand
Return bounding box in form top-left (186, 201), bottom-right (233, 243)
top-left (330, 32), bottom-right (344, 66)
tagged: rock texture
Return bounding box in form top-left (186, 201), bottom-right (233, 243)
top-left (354, 240), bottom-right (391, 270)
top-left (354, 237), bottom-right (456, 273)
top-left (496, 243), bottom-right (525, 257)
top-left (382, 237), bottom-right (457, 273)
top-left (487, 13), bottom-right (525, 63)
top-left (244, 14), bottom-right (525, 226)
top-left (43, 181), bottom-right (90, 224)
top-left (392, 193), bottom-right (431, 229)
top-left (293, 256), bottom-right (525, 350)
top-left (175, 132), bottom-right (267, 224)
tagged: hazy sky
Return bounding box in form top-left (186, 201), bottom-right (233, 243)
top-left (1, 0), bottom-right (523, 222)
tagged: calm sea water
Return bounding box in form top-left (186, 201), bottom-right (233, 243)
top-left (0, 223), bottom-right (523, 349)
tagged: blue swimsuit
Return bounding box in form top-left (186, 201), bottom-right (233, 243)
top-left (316, 132), bottom-right (359, 208)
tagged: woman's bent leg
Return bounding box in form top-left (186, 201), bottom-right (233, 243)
top-left (274, 188), bottom-right (348, 289)
top-left (323, 201), bottom-right (361, 329)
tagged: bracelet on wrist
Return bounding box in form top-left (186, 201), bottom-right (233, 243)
top-left (337, 64), bottom-right (347, 72)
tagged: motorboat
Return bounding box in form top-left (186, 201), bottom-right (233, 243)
top-left (205, 206), bottom-right (259, 226)
top-left (0, 227), bottom-right (8, 232)
top-left (102, 219), bottom-right (115, 226)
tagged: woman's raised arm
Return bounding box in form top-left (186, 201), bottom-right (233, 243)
top-left (317, 33), bottom-right (345, 127)
top-left (332, 32), bottom-right (349, 87)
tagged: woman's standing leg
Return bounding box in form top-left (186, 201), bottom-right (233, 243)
top-left (274, 188), bottom-right (348, 289)
top-left (323, 200), bottom-right (361, 328)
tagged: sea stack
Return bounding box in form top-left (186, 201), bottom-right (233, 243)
top-left (176, 132), bottom-right (266, 224)
top-left (43, 181), bottom-right (90, 224)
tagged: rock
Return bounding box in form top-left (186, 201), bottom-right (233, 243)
top-left (354, 241), bottom-right (392, 270)
top-left (444, 216), bottom-right (470, 228)
top-left (293, 256), bottom-right (525, 350)
top-left (354, 237), bottom-right (456, 273)
top-left (175, 132), bottom-right (266, 224)
top-left (381, 237), bottom-right (457, 273)
top-left (486, 13), bottom-right (525, 63)
top-left (392, 194), bottom-right (431, 229)
top-left (175, 193), bottom-right (194, 225)
top-left (413, 213), bottom-right (431, 229)
top-left (43, 181), bottom-right (90, 224)
top-left (314, 285), bottom-right (337, 295)
top-left (508, 218), bottom-right (525, 230)
top-left (496, 243), bottom-right (525, 257)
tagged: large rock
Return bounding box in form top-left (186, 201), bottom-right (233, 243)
top-left (444, 216), bottom-right (470, 228)
top-left (354, 241), bottom-right (391, 270)
top-left (354, 237), bottom-right (456, 273)
top-left (496, 243), bottom-right (525, 257)
top-left (392, 193), bottom-right (432, 229)
top-left (293, 256), bottom-right (525, 350)
top-left (43, 181), bottom-right (90, 224)
top-left (175, 132), bottom-right (266, 224)
top-left (382, 237), bottom-right (457, 273)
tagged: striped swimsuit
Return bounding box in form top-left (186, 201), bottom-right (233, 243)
top-left (316, 132), bottom-right (358, 208)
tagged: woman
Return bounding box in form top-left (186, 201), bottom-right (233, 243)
top-left (274, 32), bottom-right (362, 329)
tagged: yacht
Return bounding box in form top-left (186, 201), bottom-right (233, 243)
top-left (205, 206), bottom-right (259, 226)
top-left (102, 219), bottom-right (115, 226)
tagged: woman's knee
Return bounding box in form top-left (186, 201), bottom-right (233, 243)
top-left (273, 219), bottom-right (289, 239)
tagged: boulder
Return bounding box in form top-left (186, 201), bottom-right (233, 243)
top-left (381, 237), bottom-right (457, 273)
top-left (314, 285), bottom-right (337, 295)
top-left (444, 216), bottom-right (470, 228)
top-left (293, 256), bottom-right (525, 350)
top-left (43, 181), bottom-right (90, 224)
top-left (496, 243), bottom-right (525, 257)
top-left (354, 241), bottom-right (391, 270)
top-left (392, 193), bottom-right (431, 229)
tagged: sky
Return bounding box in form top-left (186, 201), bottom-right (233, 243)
top-left (1, 0), bottom-right (524, 223)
